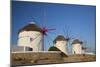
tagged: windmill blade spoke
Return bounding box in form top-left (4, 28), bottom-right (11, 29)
top-left (65, 26), bottom-right (70, 37)
top-left (47, 28), bottom-right (56, 31)
top-left (47, 31), bottom-right (57, 35)
top-left (63, 26), bottom-right (68, 37)
top-left (70, 36), bottom-right (75, 40)
top-left (41, 5), bottom-right (48, 29)
top-left (46, 24), bottom-right (56, 29)
top-left (63, 25), bottom-right (74, 40)
top-left (47, 29), bottom-right (56, 32)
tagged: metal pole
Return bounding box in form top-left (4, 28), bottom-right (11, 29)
top-left (42, 35), bottom-right (44, 51)
top-left (24, 46), bottom-right (25, 52)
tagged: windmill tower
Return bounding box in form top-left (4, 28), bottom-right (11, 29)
top-left (82, 46), bottom-right (87, 54)
top-left (18, 22), bottom-right (43, 51)
top-left (18, 5), bottom-right (56, 51)
top-left (72, 39), bottom-right (83, 54)
top-left (18, 21), bottom-right (55, 52)
top-left (53, 35), bottom-right (68, 55)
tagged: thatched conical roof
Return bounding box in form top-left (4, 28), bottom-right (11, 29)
top-left (53, 35), bottom-right (67, 43)
top-left (72, 39), bottom-right (83, 44)
top-left (82, 46), bottom-right (87, 50)
top-left (18, 23), bottom-right (42, 33)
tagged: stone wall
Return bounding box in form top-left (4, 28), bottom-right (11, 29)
top-left (11, 51), bottom-right (63, 66)
top-left (11, 52), bottom-right (96, 66)
top-left (63, 54), bottom-right (96, 63)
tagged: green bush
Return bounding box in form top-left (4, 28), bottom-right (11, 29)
top-left (48, 46), bottom-right (60, 51)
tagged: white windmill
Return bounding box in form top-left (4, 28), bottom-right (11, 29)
top-left (17, 4), bottom-right (57, 52)
top-left (71, 39), bottom-right (83, 54)
top-left (18, 21), bottom-right (55, 52)
top-left (53, 35), bottom-right (69, 55)
top-left (18, 22), bottom-right (43, 51)
top-left (52, 26), bottom-right (75, 55)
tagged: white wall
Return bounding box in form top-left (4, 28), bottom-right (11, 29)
top-left (55, 41), bottom-right (68, 55)
top-left (82, 50), bottom-right (85, 54)
top-left (72, 44), bottom-right (82, 54)
top-left (18, 31), bottom-right (43, 51)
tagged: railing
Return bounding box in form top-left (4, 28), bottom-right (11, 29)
top-left (11, 51), bottom-right (61, 53)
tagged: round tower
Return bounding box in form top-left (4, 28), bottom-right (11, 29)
top-left (18, 22), bottom-right (43, 51)
top-left (82, 47), bottom-right (86, 54)
top-left (72, 39), bottom-right (83, 54)
top-left (53, 35), bottom-right (68, 55)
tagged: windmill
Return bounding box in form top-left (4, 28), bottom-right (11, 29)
top-left (81, 40), bottom-right (93, 54)
top-left (51, 25), bottom-right (75, 55)
top-left (71, 37), bottom-right (89, 54)
top-left (17, 5), bottom-right (56, 52)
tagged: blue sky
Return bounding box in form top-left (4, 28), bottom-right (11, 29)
top-left (11, 1), bottom-right (96, 52)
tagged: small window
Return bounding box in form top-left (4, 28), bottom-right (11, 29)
top-left (29, 48), bottom-right (33, 51)
top-left (30, 38), bottom-right (33, 41)
top-left (74, 51), bottom-right (76, 54)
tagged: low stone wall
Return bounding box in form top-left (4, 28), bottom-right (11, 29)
top-left (11, 51), bottom-right (96, 66)
top-left (11, 51), bottom-right (63, 66)
top-left (63, 54), bottom-right (96, 63)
